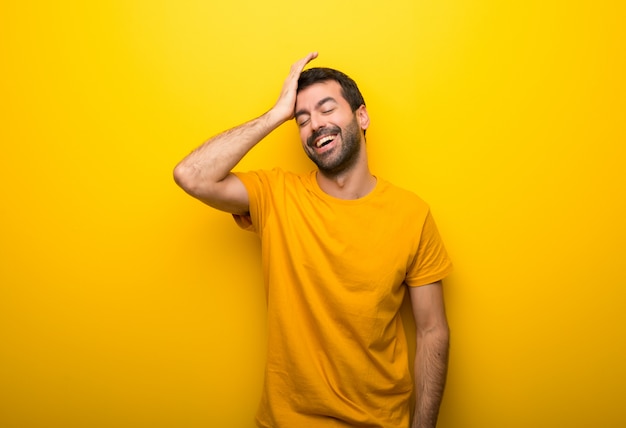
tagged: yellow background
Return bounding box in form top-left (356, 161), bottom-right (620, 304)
top-left (1, 1), bottom-right (625, 427)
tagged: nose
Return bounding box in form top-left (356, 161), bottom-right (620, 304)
top-left (309, 112), bottom-right (324, 132)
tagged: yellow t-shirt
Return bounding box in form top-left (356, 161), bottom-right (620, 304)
top-left (233, 169), bottom-right (452, 428)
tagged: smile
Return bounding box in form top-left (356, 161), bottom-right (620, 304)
top-left (315, 134), bottom-right (336, 148)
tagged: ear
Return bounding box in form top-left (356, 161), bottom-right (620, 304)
top-left (356, 105), bottom-right (370, 131)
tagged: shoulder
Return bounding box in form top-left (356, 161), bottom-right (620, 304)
top-left (377, 177), bottom-right (430, 214)
top-left (233, 169), bottom-right (313, 198)
top-left (235, 168), bottom-right (308, 183)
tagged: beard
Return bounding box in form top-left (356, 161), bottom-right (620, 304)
top-left (305, 115), bottom-right (362, 176)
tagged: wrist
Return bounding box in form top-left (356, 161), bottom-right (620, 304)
top-left (266, 105), bottom-right (292, 126)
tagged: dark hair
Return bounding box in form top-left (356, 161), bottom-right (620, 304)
top-left (297, 68), bottom-right (366, 112)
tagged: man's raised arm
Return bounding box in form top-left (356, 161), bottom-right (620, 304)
top-left (173, 52), bottom-right (318, 215)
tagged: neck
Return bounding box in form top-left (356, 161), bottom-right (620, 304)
top-left (316, 153), bottom-right (376, 200)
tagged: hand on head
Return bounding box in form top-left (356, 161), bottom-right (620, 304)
top-left (273, 52), bottom-right (318, 121)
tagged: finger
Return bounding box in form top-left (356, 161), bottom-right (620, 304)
top-left (300, 51), bottom-right (318, 69)
top-left (303, 51), bottom-right (318, 64)
top-left (290, 52), bottom-right (318, 76)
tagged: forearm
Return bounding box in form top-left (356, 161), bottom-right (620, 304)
top-left (412, 326), bottom-right (450, 428)
top-left (174, 108), bottom-right (285, 192)
top-left (174, 52), bottom-right (317, 202)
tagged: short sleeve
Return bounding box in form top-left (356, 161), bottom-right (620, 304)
top-left (231, 170), bottom-right (275, 234)
top-left (405, 210), bottom-right (453, 287)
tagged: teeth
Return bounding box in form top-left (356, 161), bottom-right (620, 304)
top-left (316, 135), bottom-right (335, 148)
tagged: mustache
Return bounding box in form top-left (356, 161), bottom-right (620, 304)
top-left (307, 126), bottom-right (342, 147)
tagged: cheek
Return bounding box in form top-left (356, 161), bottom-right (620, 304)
top-left (299, 129), bottom-right (310, 146)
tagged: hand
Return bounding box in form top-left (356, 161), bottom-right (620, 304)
top-left (272, 52), bottom-right (318, 122)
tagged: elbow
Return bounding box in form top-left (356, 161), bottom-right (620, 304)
top-left (418, 321), bottom-right (450, 343)
top-left (434, 325), bottom-right (450, 343)
top-left (437, 321), bottom-right (450, 340)
top-left (173, 163), bottom-right (190, 191)
top-left (173, 163), bottom-right (205, 198)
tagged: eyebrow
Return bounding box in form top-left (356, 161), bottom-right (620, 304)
top-left (294, 96), bottom-right (338, 119)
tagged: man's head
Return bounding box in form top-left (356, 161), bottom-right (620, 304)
top-left (294, 68), bottom-right (369, 176)
top-left (297, 67), bottom-right (366, 113)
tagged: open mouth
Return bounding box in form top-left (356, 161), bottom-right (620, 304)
top-left (315, 134), bottom-right (337, 148)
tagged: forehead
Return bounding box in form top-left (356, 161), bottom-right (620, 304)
top-left (295, 80), bottom-right (348, 111)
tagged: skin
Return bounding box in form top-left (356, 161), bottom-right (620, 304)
top-left (410, 281), bottom-right (450, 428)
top-left (296, 88), bottom-right (362, 175)
top-left (173, 52), bottom-right (450, 428)
top-left (294, 79), bottom-right (375, 199)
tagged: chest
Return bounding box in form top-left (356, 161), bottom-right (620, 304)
top-left (260, 194), bottom-right (419, 312)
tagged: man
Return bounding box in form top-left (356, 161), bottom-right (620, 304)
top-left (174, 52), bottom-right (453, 428)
